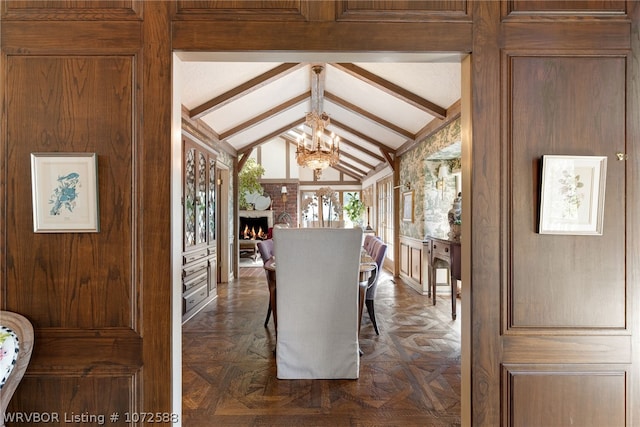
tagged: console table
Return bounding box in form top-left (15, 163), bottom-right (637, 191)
top-left (424, 236), bottom-right (461, 320)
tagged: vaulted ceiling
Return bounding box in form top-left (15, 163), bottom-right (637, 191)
top-left (179, 59), bottom-right (462, 181)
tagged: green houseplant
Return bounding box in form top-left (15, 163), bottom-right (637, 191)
top-left (343, 192), bottom-right (365, 226)
top-left (238, 158), bottom-right (266, 210)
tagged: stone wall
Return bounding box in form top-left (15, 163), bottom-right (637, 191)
top-left (398, 117), bottom-right (461, 240)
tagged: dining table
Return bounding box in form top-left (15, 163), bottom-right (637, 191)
top-left (263, 249), bottom-right (377, 337)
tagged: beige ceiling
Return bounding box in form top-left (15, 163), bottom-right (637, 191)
top-left (179, 56), bottom-right (462, 181)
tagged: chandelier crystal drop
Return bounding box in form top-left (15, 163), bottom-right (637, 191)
top-left (296, 65), bottom-right (340, 179)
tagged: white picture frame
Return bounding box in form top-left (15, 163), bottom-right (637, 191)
top-left (31, 152), bottom-right (100, 233)
top-left (539, 155), bottom-right (607, 235)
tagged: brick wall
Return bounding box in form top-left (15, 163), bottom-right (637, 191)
top-left (262, 182), bottom-right (299, 227)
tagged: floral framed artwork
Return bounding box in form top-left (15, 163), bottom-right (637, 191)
top-left (402, 190), bottom-right (414, 222)
top-left (30, 153), bottom-right (100, 233)
top-left (539, 155), bottom-right (607, 235)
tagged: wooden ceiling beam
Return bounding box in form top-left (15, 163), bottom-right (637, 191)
top-left (397, 99), bottom-right (461, 157)
top-left (333, 164), bottom-right (364, 181)
top-left (324, 91), bottom-right (415, 140)
top-left (237, 148), bottom-right (253, 171)
top-left (220, 91), bottom-right (310, 140)
top-left (336, 149), bottom-right (376, 170)
top-left (380, 148), bottom-right (396, 171)
top-left (337, 160), bottom-right (367, 177)
top-left (332, 63), bottom-right (446, 119)
top-left (330, 118), bottom-right (394, 154)
top-left (239, 118), bottom-right (306, 153)
top-left (337, 137), bottom-right (386, 163)
top-left (189, 62), bottom-right (305, 119)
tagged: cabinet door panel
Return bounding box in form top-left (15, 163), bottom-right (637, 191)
top-left (196, 150), bottom-right (207, 245)
top-left (184, 146), bottom-right (196, 249)
top-left (208, 156), bottom-right (216, 243)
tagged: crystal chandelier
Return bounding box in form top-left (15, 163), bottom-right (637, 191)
top-left (296, 65), bottom-right (339, 179)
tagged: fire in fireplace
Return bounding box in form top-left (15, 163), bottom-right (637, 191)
top-left (239, 216), bottom-right (269, 240)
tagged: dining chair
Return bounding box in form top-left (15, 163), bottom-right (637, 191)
top-left (363, 234), bottom-right (373, 252)
top-left (273, 227), bottom-right (363, 379)
top-left (365, 241), bottom-right (388, 335)
top-left (0, 311), bottom-right (34, 427)
top-left (257, 239), bottom-right (275, 328)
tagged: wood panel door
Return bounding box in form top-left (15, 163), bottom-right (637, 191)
top-left (469, 1), bottom-right (639, 425)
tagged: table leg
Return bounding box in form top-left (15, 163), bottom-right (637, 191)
top-left (266, 271), bottom-right (278, 333)
top-left (358, 282), bottom-right (367, 356)
top-left (358, 282), bottom-right (367, 334)
top-left (450, 269), bottom-right (456, 320)
top-left (431, 265), bottom-right (437, 306)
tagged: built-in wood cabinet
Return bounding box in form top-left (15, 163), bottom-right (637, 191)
top-left (182, 135), bottom-right (217, 322)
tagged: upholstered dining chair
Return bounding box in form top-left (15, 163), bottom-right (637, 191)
top-left (0, 311), bottom-right (34, 427)
top-left (365, 241), bottom-right (388, 335)
top-left (363, 234), bottom-right (375, 253)
top-left (257, 239), bottom-right (276, 328)
top-left (273, 227), bottom-right (363, 379)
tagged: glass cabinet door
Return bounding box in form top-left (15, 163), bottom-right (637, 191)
top-left (184, 137), bottom-right (218, 251)
top-left (208, 156), bottom-right (216, 243)
top-left (196, 151), bottom-right (207, 245)
top-left (184, 146), bottom-right (196, 249)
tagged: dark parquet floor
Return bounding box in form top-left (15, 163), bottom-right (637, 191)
top-left (182, 266), bottom-right (461, 427)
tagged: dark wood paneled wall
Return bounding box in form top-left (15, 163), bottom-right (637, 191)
top-left (6, 56), bottom-right (134, 329)
top-left (1, 0), bottom-right (171, 419)
top-left (6, 56), bottom-right (141, 415)
top-left (509, 56), bottom-right (626, 328)
top-left (1, 0), bottom-right (638, 425)
top-left (482, 1), bottom-right (636, 426)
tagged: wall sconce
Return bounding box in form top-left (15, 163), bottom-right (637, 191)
top-left (281, 185), bottom-right (288, 204)
top-left (393, 182), bottom-right (411, 191)
top-left (436, 163), bottom-right (449, 199)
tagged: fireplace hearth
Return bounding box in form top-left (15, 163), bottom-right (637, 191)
top-left (239, 216), bottom-right (269, 240)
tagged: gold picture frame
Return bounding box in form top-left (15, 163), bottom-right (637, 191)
top-left (402, 190), bottom-right (414, 222)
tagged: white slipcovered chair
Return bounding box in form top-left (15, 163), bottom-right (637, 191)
top-left (273, 227), bottom-right (363, 379)
top-left (0, 311), bottom-right (34, 427)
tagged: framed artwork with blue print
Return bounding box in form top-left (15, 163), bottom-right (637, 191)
top-left (30, 153), bottom-right (100, 233)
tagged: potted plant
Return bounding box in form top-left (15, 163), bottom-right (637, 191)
top-left (238, 158), bottom-right (266, 210)
top-left (343, 192), bottom-right (365, 227)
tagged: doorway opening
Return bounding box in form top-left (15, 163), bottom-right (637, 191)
top-left (172, 52), bottom-right (470, 423)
